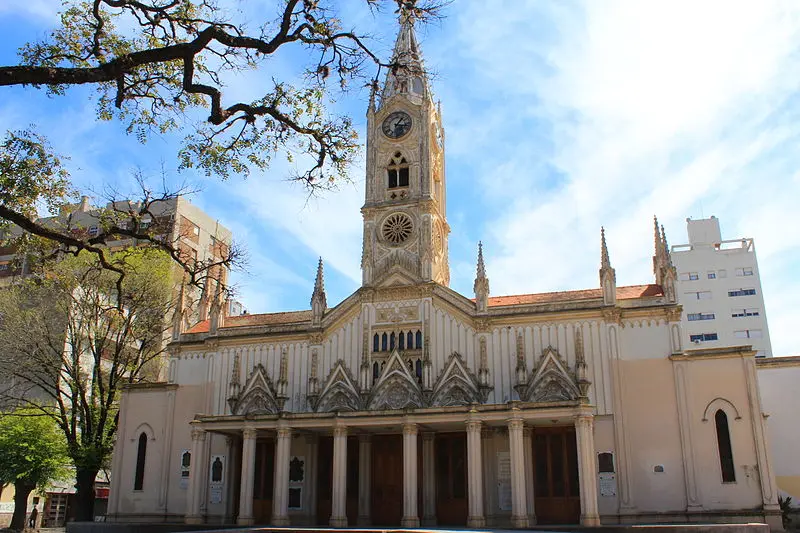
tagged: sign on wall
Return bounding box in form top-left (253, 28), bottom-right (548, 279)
top-left (209, 455), bottom-right (225, 505)
top-left (288, 456), bottom-right (305, 510)
top-left (179, 450), bottom-right (191, 489)
top-left (496, 451), bottom-right (512, 511)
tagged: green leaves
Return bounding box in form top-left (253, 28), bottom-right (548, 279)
top-left (0, 409), bottom-right (71, 490)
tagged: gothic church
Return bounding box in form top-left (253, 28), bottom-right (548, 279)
top-left (108, 17), bottom-right (782, 529)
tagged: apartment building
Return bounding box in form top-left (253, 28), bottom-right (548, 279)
top-left (671, 216), bottom-right (772, 357)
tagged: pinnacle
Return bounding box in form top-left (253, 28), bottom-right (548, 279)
top-left (600, 227), bottom-right (611, 269)
top-left (476, 241), bottom-right (486, 279)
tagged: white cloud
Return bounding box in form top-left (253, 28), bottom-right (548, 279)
top-left (443, 0), bottom-right (800, 355)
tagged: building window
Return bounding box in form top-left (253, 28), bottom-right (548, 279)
top-left (687, 312), bottom-right (715, 321)
top-left (88, 226), bottom-right (99, 237)
top-left (387, 153), bottom-right (409, 189)
top-left (407, 331), bottom-right (414, 349)
top-left (381, 333), bottom-right (388, 352)
top-left (734, 329), bottom-right (762, 339)
top-left (707, 271), bottom-right (716, 279)
top-left (735, 267), bottom-right (754, 277)
top-left (686, 291), bottom-right (712, 300)
top-left (372, 362), bottom-right (379, 383)
top-left (690, 333), bottom-right (718, 343)
top-left (134, 433), bottom-right (147, 490)
top-left (715, 410), bottom-right (736, 483)
top-left (728, 288), bottom-right (756, 297)
top-left (731, 308), bottom-right (759, 318)
top-left (415, 330), bottom-right (422, 349)
top-left (373, 334), bottom-right (379, 352)
top-left (389, 332), bottom-right (396, 351)
top-left (689, 272), bottom-right (699, 280)
top-left (398, 332), bottom-right (405, 350)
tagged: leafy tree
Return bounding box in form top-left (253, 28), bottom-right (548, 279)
top-left (0, 248), bottom-right (175, 521)
top-left (0, 0), bottom-right (444, 285)
top-left (0, 409), bottom-right (71, 531)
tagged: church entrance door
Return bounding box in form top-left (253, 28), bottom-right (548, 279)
top-left (252, 439), bottom-right (274, 524)
top-left (435, 432), bottom-right (467, 526)
top-left (371, 434), bottom-right (403, 525)
top-left (316, 436), bottom-right (359, 525)
top-left (533, 426), bottom-right (581, 524)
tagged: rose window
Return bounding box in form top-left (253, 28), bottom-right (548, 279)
top-left (382, 213), bottom-right (413, 245)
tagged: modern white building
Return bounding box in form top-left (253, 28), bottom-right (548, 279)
top-left (671, 216), bottom-right (773, 358)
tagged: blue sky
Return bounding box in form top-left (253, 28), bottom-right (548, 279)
top-left (1, 1), bottom-right (799, 356)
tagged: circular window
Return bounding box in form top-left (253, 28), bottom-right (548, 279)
top-left (382, 213), bottom-right (413, 245)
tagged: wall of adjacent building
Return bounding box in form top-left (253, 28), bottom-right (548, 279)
top-left (757, 357), bottom-right (800, 506)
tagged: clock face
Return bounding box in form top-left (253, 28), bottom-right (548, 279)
top-left (382, 111), bottom-right (412, 139)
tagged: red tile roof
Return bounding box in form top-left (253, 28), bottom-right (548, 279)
top-left (185, 310), bottom-right (313, 334)
top-left (485, 284), bottom-right (663, 307)
top-left (183, 284), bottom-right (663, 334)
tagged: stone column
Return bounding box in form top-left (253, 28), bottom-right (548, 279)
top-left (523, 427), bottom-right (537, 525)
top-left (357, 434), bottom-right (372, 525)
top-left (421, 432), bottom-right (437, 526)
top-left (575, 415), bottom-right (600, 526)
top-left (401, 423), bottom-right (420, 527)
top-left (185, 427), bottom-right (207, 524)
top-left (224, 436), bottom-right (239, 522)
top-left (466, 420), bottom-right (485, 528)
top-left (330, 426), bottom-right (348, 527)
top-left (272, 426), bottom-right (292, 526)
top-left (304, 434), bottom-right (319, 523)
top-left (508, 419), bottom-right (528, 528)
top-left (237, 427), bottom-right (257, 525)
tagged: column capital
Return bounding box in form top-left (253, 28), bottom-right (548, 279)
top-left (242, 427), bottom-right (258, 440)
top-left (403, 422), bottom-right (418, 436)
top-left (466, 420), bottom-right (482, 434)
top-left (508, 418), bottom-right (524, 431)
top-left (276, 426), bottom-right (292, 439)
top-left (421, 431), bottom-right (436, 442)
top-left (575, 413), bottom-right (594, 428)
top-left (333, 425), bottom-right (348, 438)
top-left (523, 426), bottom-right (534, 438)
top-left (191, 427), bottom-right (207, 441)
top-left (358, 433), bottom-right (372, 443)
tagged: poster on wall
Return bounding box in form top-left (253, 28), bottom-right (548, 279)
top-left (288, 456), bottom-right (305, 510)
top-left (599, 473), bottom-right (617, 497)
top-left (179, 450), bottom-right (191, 489)
top-left (497, 451), bottom-right (512, 511)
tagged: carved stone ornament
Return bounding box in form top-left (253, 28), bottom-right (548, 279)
top-left (517, 347), bottom-right (582, 403)
top-left (665, 306), bottom-right (682, 322)
top-left (430, 352), bottom-right (489, 406)
top-left (229, 364), bottom-right (280, 415)
top-left (368, 349), bottom-right (423, 410)
top-left (602, 307), bottom-right (623, 326)
top-left (313, 360), bottom-right (362, 413)
top-left (376, 304), bottom-right (420, 324)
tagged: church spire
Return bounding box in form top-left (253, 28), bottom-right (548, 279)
top-left (599, 227), bottom-right (616, 305)
top-left (652, 216), bottom-right (677, 303)
top-left (311, 257), bottom-right (327, 326)
top-left (474, 242), bottom-right (490, 314)
top-left (380, 10), bottom-right (430, 106)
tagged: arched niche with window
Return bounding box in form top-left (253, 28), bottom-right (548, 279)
top-left (387, 153), bottom-right (409, 189)
top-left (714, 409), bottom-right (736, 483)
top-left (134, 432), bottom-right (148, 490)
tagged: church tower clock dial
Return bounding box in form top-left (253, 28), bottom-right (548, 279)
top-left (361, 15), bottom-right (450, 288)
top-left (382, 111), bottom-right (412, 139)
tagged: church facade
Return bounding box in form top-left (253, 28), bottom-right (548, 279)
top-left (106, 19), bottom-right (783, 529)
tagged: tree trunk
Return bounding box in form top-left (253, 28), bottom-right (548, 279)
top-left (9, 481), bottom-right (34, 531)
top-left (74, 467), bottom-right (98, 522)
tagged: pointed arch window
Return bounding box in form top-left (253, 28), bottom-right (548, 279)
top-left (381, 333), bottom-right (388, 352)
top-left (134, 432), bottom-right (147, 490)
top-left (373, 333), bottom-right (380, 353)
top-left (387, 153), bottom-right (409, 189)
top-left (373, 362), bottom-right (379, 383)
top-left (407, 331), bottom-right (414, 349)
top-left (398, 332), bottom-right (405, 350)
top-left (715, 409), bottom-right (736, 483)
top-left (415, 359), bottom-right (422, 383)
top-left (416, 330), bottom-right (423, 349)
top-left (390, 332), bottom-right (396, 351)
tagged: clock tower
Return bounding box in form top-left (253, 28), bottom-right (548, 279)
top-left (361, 14), bottom-right (449, 287)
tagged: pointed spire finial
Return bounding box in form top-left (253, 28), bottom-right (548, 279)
top-left (600, 227), bottom-right (611, 269)
top-left (380, 10), bottom-right (429, 106)
top-left (654, 215), bottom-right (662, 255)
top-left (476, 241), bottom-right (486, 278)
top-left (311, 257), bottom-right (327, 325)
top-left (474, 241), bottom-right (490, 314)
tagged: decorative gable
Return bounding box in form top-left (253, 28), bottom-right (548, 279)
top-left (314, 360), bottom-right (362, 413)
top-left (517, 347), bottom-right (580, 403)
top-left (230, 364), bottom-right (280, 415)
top-left (368, 349), bottom-right (424, 410)
top-left (430, 352), bottom-right (487, 406)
